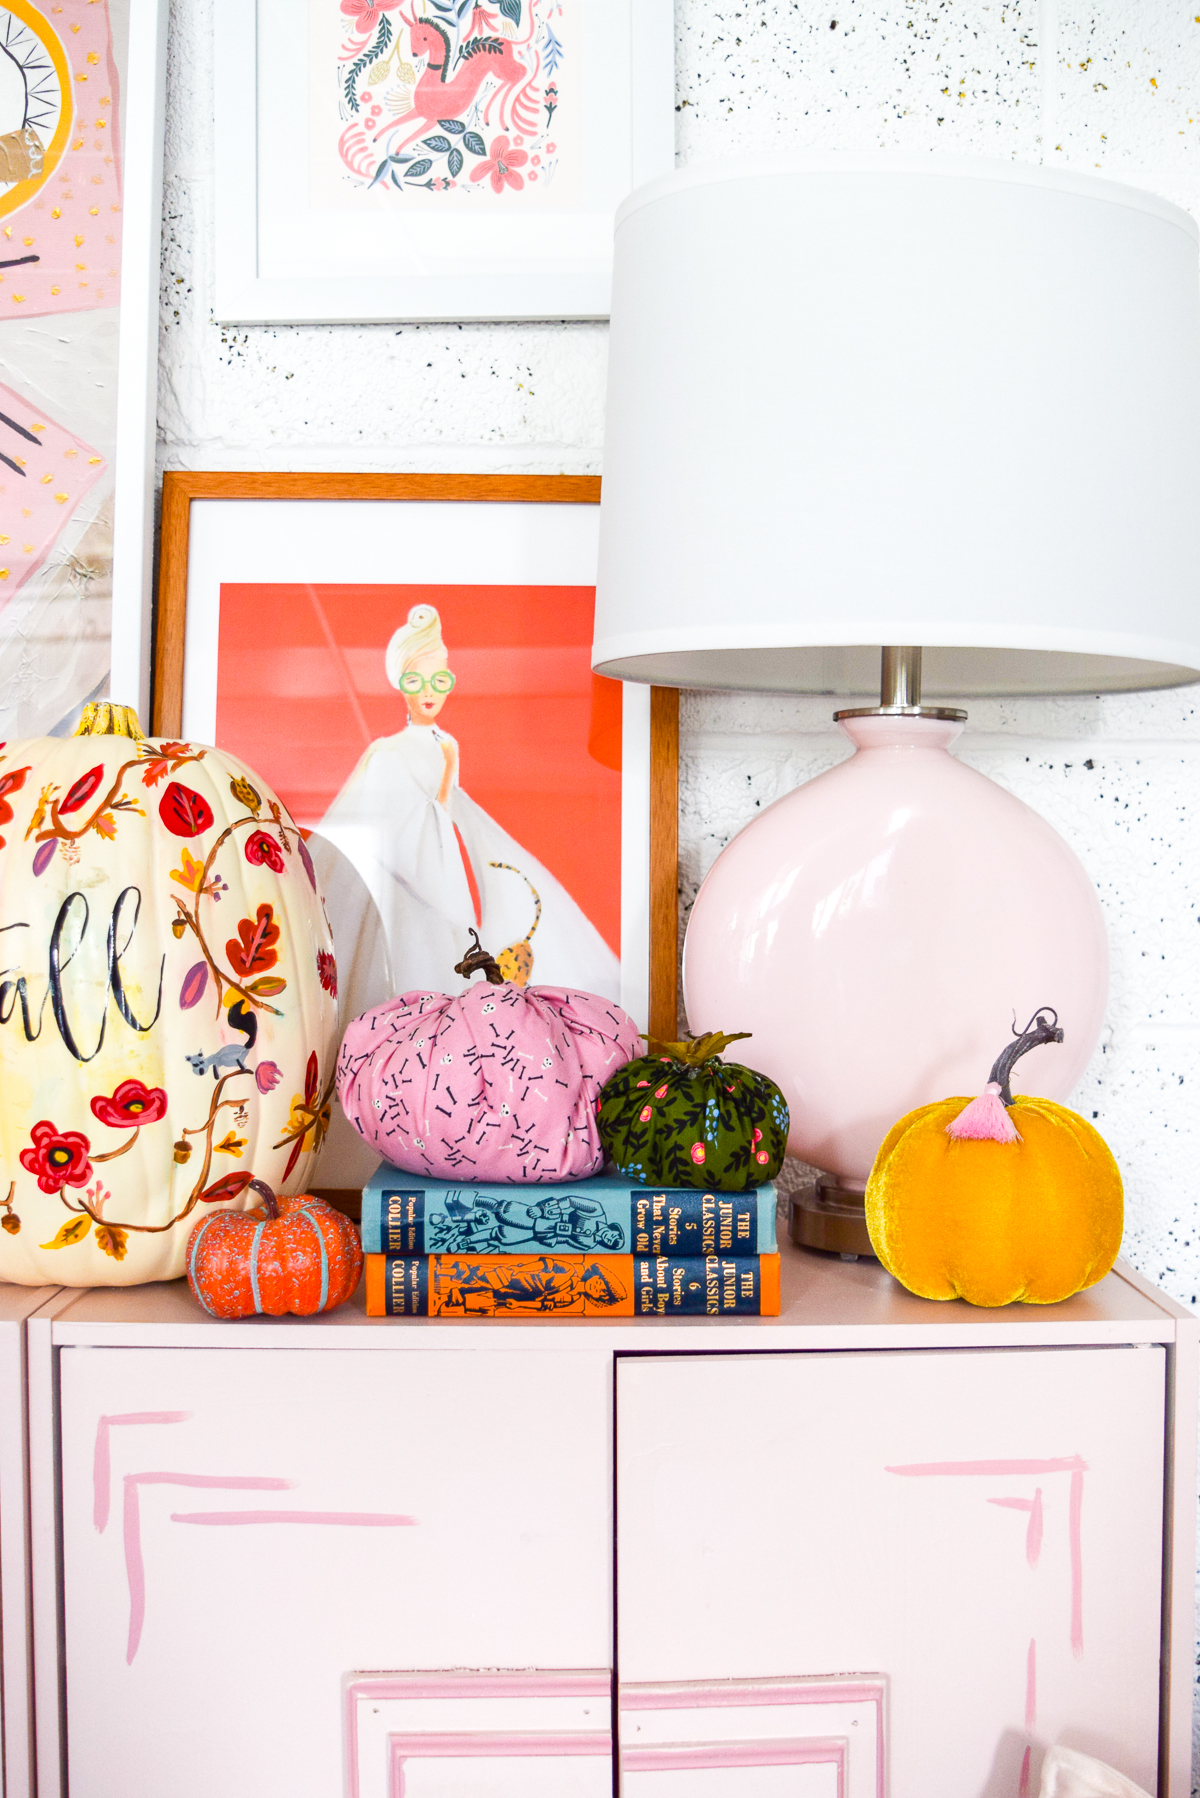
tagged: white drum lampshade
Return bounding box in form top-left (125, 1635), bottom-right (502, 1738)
top-left (593, 158), bottom-right (1200, 1243)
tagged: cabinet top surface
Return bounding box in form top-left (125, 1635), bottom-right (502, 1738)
top-left (31, 1246), bottom-right (1192, 1349)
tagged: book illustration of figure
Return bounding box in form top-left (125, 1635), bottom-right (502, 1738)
top-left (434, 1255), bottom-right (626, 1316)
top-left (428, 1191), bottom-right (627, 1254)
top-left (314, 604), bottom-right (620, 998)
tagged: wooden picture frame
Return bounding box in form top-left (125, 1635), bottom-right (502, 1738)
top-left (154, 471), bottom-right (680, 1056)
top-left (213, 0), bottom-right (675, 323)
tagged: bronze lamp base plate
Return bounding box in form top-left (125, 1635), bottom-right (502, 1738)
top-left (790, 1182), bottom-right (877, 1260)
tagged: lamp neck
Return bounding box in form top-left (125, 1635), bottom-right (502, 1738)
top-left (833, 644), bottom-right (968, 725)
top-left (882, 644), bottom-right (922, 708)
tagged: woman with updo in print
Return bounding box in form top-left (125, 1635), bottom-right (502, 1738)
top-left (316, 604), bottom-right (620, 999)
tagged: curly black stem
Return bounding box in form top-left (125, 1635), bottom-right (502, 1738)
top-left (989, 1008), bottom-right (1065, 1107)
top-left (454, 928), bottom-right (504, 986)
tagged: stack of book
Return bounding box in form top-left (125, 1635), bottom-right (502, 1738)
top-left (361, 1168), bottom-right (782, 1318)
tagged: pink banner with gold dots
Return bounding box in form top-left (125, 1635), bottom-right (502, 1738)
top-left (0, 376), bottom-right (106, 598)
top-left (0, 0), bottom-right (123, 319)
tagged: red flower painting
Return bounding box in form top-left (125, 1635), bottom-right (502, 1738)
top-left (245, 829), bottom-right (286, 873)
top-left (470, 135), bottom-right (528, 194)
top-left (90, 1081), bottom-right (169, 1130)
top-left (317, 950), bottom-right (339, 998)
top-left (20, 1122), bottom-right (93, 1193)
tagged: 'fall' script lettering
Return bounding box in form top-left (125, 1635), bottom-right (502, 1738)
top-left (1, 887), bottom-right (165, 1063)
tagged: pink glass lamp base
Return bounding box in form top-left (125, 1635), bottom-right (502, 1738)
top-left (682, 715), bottom-right (1108, 1187)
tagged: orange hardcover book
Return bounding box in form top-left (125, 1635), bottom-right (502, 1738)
top-left (365, 1252), bottom-right (782, 1318)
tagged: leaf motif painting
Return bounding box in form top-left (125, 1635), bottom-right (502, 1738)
top-left (226, 904), bottom-right (281, 979)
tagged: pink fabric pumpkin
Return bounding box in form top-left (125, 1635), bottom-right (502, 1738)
top-left (336, 935), bottom-right (642, 1182)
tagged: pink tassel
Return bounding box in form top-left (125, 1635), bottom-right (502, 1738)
top-left (946, 1081), bottom-right (1022, 1144)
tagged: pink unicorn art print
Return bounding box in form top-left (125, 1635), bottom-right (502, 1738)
top-left (335, 0), bottom-right (566, 198)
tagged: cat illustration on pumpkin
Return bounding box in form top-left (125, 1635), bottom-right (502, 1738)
top-left (312, 604), bottom-right (618, 999)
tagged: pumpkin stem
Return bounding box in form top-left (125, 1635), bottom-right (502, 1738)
top-left (248, 1177), bottom-right (279, 1220)
top-left (988, 1008), bottom-right (1064, 1106)
top-left (647, 1030), bottom-right (752, 1067)
top-left (454, 929), bottom-right (505, 987)
top-left (72, 702), bottom-right (147, 741)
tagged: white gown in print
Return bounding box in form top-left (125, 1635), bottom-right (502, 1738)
top-left (313, 722), bottom-right (620, 1000)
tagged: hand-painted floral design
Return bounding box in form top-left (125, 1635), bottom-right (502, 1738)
top-left (229, 775), bottom-right (261, 812)
top-left (227, 904), bottom-right (281, 978)
top-left (6, 729), bottom-right (337, 1266)
top-left (170, 847), bottom-right (206, 893)
top-left (245, 829), bottom-right (286, 873)
top-left (139, 742), bottom-right (199, 788)
top-left (341, 0), bottom-right (400, 33)
top-left (20, 1122), bottom-right (93, 1193)
top-left (277, 1052), bottom-right (334, 1181)
top-left (90, 1080), bottom-right (169, 1129)
top-left (470, 134), bottom-right (528, 193)
top-left (598, 1046), bottom-right (790, 1190)
top-left (0, 756), bottom-right (31, 850)
top-left (24, 750), bottom-right (149, 852)
top-left (159, 781), bottom-right (215, 838)
top-left (94, 1223), bottom-right (128, 1261)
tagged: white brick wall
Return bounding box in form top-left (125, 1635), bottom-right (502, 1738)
top-left (159, 0), bottom-right (1200, 1779)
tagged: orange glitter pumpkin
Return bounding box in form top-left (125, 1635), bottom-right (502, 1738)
top-left (186, 1184), bottom-right (362, 1319)
top-left (865, 1010), bottom-right (1123, 1308)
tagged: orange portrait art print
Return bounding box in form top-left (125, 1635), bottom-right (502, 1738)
top-left (213, 578), bottom-right (623, 1005)
top-left (161, 477), bottom-right (659, 1188)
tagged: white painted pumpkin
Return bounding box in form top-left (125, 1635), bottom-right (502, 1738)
top-left (0, 705), bottom-right (340, 1285)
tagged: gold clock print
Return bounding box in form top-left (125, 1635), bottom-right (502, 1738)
top-left (0, 0), bottom-right (70, 221)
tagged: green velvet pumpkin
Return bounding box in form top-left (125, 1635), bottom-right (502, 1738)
top-left (597, 1032), bottom-right (789, 1190)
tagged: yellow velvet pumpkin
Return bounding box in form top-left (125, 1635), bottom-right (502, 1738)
top-left (865, 1009), bottom-right (1123, 1307)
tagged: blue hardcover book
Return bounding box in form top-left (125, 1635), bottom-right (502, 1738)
top-left (360, 1168), bottom-right (778, 1257)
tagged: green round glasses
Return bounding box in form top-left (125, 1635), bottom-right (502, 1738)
top-left (399, 668), bottom-right (456, 696)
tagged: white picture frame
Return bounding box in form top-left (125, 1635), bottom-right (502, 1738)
top-left (213, 0), bottom-right (674, 323)
top-left (110, 0), bottom-right (169, 721)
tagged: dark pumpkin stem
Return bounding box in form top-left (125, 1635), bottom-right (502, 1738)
top-left (454, 929), bottom-right (505, 986)
top-left (989, 1008), bottom-right (1064, 1106)
top-left (647, 1030), bottom-right (752, 1067)
top-left (248, 1177), bottom-right (279, 1220)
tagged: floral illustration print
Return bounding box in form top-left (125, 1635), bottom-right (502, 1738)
top-left (336, 0), bottom-right (565, 198)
